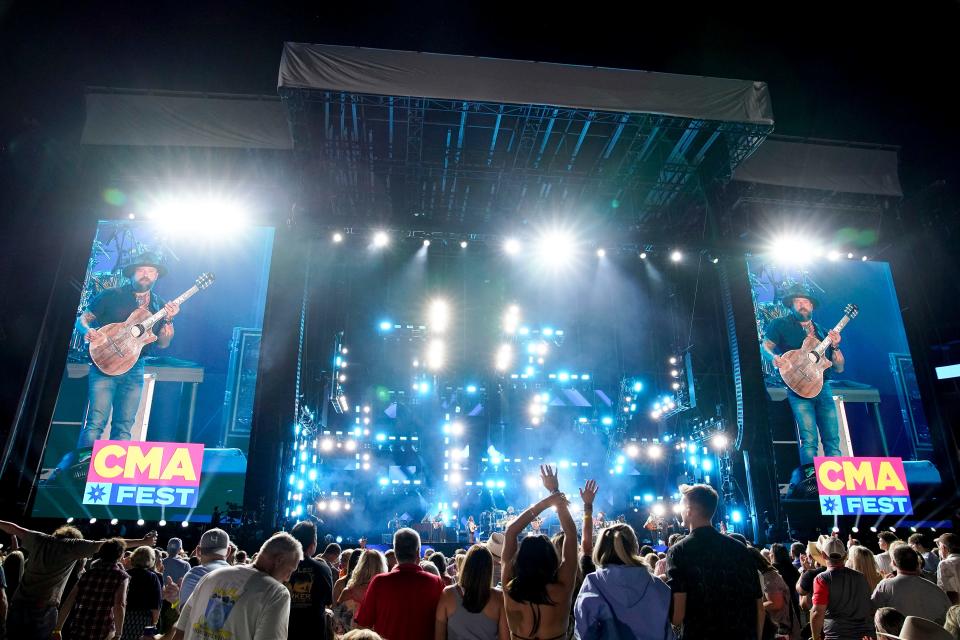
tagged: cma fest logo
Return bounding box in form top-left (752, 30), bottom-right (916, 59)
top-left (83, 441), bottom-right (204, 508)
top-left (815, 457), bottom-right (912, 516)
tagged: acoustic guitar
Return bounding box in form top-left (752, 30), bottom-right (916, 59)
top-left (777, 303), bottom-right (858, 398)
top-left (88, 272), bottom-right (215, 375)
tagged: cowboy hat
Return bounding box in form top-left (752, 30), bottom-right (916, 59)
top-left (878, 616), bottom-right (953, 640)
top-left (780, 284), bottom-right (819, 309)
top-left (805, 540), bottom-right (827, 566)
top-left (122, 251), bottom-right (168, 278)
top-left (486, 532), bottom-right (505, 561)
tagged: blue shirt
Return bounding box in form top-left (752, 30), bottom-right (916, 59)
top-left (179, 559), bottom-right (230, 606)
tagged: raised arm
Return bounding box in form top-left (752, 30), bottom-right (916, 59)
top-left (0, 520), bottom-right (33, 539)
top-left (579, 480), bottom-right (598, 557)
top-left (503, 465), bottom-right (568, 587)
top-left (555, 499), bottom-right (578, 589)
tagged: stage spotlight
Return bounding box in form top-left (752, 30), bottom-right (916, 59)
top-left (181, 520), bottom-right (189, 528)
top-left (345, 440), bottom-right (357, 452)
top-left (888, 526), bottom-right (896, 532)
top-left (828, 250), bottom-right (841, 261)
top-left (861, 255), bottom-right (868, 261)
top-left (333, 232), bottom-right (344, 243)
top-left (158, 520), bottom-right (167, 527)
top-left (110, 518), bottom-right (119, 525)
top-left (66, 517), bottom-right (74, 523)
top-left (428, 299), bottom-right (450, 333)
top-left (330, 500), bottom-right (341, 512)
top-left (137, 519), bottom-right (145, 526)
top-left (596, 248), bottom-right (606, 258)
top-left (671, 369), bottom-right (680, 378)
top-left (90, 518), bottom-right (97, 524)
top-left (870, 526), bottom-right (878, 533)
top-left (427, 340), bottom-right (446, 370)
top-left (146, 195), bottom-right (251, 234)
top-left (832, 526), bottom-right (840, 533)
top-left (633, 382), bottom-right (643, 392)
top-left (372, 231), bottom-right (390, 248)
top-left (851, 526), bottom-right (859, 533)
top-left (639, 252), bottom-right (648, 260)
top-left (422, 239), bottom-right (431, 247)
top-left (321, 439), bottom-right (334, 452)
top-left (768, 235), bottom-right (817, 265)
top-left (712, 434), bottom-right (729, 450)
top-left (625, 444), bottom-right (640, 458)
top-left (848, 252), bottom-right (855, 259)
top-left (535, 229), bottom-right (578, 270)
top-left (495, 344), bottom-right (513, 371)
top-left (379, 320), bottom-right (393, 332)
top-left (601, 416), bottom-right (613, 426)
top-left (318, 501), bottom-right (328, 511)
top-left (460, 240), bottom-right (468, 249)
top-left (648, 445), bottom-right (663, 459)
top-left (652, 504), bottom-right (666, 517)
top-left (503, 238), bottom-right (522, 255)
top-left (450, 422), bottom-right (465, 436)
top-left (344, 503), bottom-right (352, 511)
top-left (711, 256), bottom-right (719, 264)
top-left (731, 510), bottom-right (743, 523)
top-left (672, 382), bottom-right (680, 390)
top-left (449, 472), bottom-right (463, 484)
top-left (670, 250), bottom-right (683, 263)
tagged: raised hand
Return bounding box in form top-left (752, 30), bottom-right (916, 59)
top-left (540, 464), bottom-right (559, 493)
top-left (579, 480), bottom-right (598, 507)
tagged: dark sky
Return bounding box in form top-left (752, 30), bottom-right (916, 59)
top-left (2, 1), bottom-right (959, 192)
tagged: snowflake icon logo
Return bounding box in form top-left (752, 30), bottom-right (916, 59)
top-left (86, 484), bottom-right (108, 503)
top-left (820, 496), bottom-right (840, 514)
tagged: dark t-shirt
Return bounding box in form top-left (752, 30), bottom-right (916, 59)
top-left (126, 567), bottom-right (162, 610)
top-left (764, 315), bottom-right (836, 379)
top-left (666, 526), bottom-right (763, 640)
top-left (798, 567), bottom-right (827, 595)
top-left (88, 284), bottom-right (167, 358)
top-left (286, 556), bottom-right (334, 639)
top-left (811, 567), bottom-right (875, 640)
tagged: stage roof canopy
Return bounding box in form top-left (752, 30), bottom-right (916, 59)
top-left (276, 43), bottom-right (775, 233)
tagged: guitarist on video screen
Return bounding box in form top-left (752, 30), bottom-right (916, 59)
top-left (761, 284), bottom-right (845, 466)
top-left (75, 252), bottom-right (179, 447)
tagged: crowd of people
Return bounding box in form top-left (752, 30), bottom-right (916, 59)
top-left (1, 468), bottom-right (959, 640)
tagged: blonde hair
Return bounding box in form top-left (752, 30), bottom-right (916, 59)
top-left (130, 545), bottom-right (157, 569)
top-left (846, 545), bottom-right (883, 591)
top-left (592, 524), bottom-right (646, 568)
top-left (346, 550), bottom-right (388, 591)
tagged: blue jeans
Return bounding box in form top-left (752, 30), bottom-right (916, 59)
top-left (77, 360), bottom-right (145, 447)
top-left (787, 381), bottom-right (841, 465)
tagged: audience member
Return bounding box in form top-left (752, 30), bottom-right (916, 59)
top-left (871, 544), bottom-right (951, 625)
top-left (435, 544), bottom-right (507, 640)
top-left (354, 528), bottom-right (444, 640)
top-left (173, 532), bottom-right (302, 640)
top-left (667, 483), bottom-right (763, 640)
top-left (287, 520), bottom-right (334, 640)
top-left (575, 522), bottom-right (672, 640)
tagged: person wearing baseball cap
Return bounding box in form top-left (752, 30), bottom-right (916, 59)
top-left (178, 529), bottom-right (232, 606)
top-left (163, 538), bottom-right (191, 586)
top-left (809, 536), bottom-right (874, 640)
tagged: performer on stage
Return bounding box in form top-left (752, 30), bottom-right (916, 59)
top-left (387, 513), bottom-right (401, 532)
top-left (51, 253), bottom-right (179, 479)
top-left (467, 516), bottom-right (478, 544)
top-left (761, 284), bottom-right (845, 465)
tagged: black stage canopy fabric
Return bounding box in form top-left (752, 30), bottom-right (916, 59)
top-left (81, 90), bottom-right (293, 149)
top-left (278, 43), bottom-right (774, 126)
top-left (733, 138), bottom-right (902, 196)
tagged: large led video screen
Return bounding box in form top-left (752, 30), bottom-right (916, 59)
top-left (32, 220), bottom-right (274, 523)
top-left (747, 256), bottom-right (934, 466)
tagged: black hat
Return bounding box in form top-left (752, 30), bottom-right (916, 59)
top-left (122, 251), bottom-right (168, 279)
top-left (780, 284), bottom-right (818, 309)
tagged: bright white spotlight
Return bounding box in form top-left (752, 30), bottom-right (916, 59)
top-left (535, 229), bottom-right (578, 271)
top-left (625, 444), bottom-right (640, 458)
top-left (648, 445), bottom-right (663, 459)
top-left (450, 422), bottom-right (465, 436)
top-left (158, 520), bottom-right (166, 527)
top-left (449, 472), bottom-right (463, 484)
top-left (330, 500), bottom-right (341, 512)
top-left (639, 252), bottom-right (648, 260)
top-left (828, 250), bottom-right (841, 261)
top-left (427, 340), bottom-right (446, 371)
top-left (181, 520), bottom-right (189, 528)
top-left (503, 238), bottom-right (521, 255)
top-left (423, 239), bottom-right (431, 247)
top-left (146, 195), bottom-right (250, 234)
top-left (671, 382), bottom-right (680, 390)
top-left (652, 503), bottom-right (666, 517)
top-left (345, 440), bottom-right (357, 452)
top-left (89, 518), bottom-right (97, 524)
top-left (344, 503), bottom-right (352, 511)
top-left (670, 250), bottom-right (683, 263)
top-left (136, 519), bottom-right (145, 526)
top-left (460, 240), bottom-right (468, 249)
top-left (861, 255), bottom-right (868, 261)
top-left (428, 299), bottom-right (450, 333)
top-left (372, 231), bottom-right (390, 248)
top-left (333, 232), bottom-right (344, 243)
top-left (712, 434), bottom-right (729, 450)
top-left (495, 344), bottom-right (513, 371)
top-left (596, 248), bottom-right (606, 258)
top-left (321, 438), bottom-right (334, 452)
top-left (503, 305), bottom-right (521, 334)
top-left (848, 252), bottom-right (855, 259)
top-left (110, 518), bottom-right (119, 525)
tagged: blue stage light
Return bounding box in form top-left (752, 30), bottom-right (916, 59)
top-left (307, 469), bottom-right (317, 481)
top-left (616, 455), bottom-right (626, 465)
top-left (701, 459), bottom-right (713, 472)
top-left (633, 382), bottom-right (642, 392)
top-left (496, 480), bottom-right (506, 489)
top-left (689, 456), bottom-right (698, 467)
top-left (601, 416), bottom-right (613, 426)
top-left (581, 374), bottom-right (590, 380)
top-left (643, 493), bottom-right (654, 503)
top-left (614, 465), bottom-right (624, 474)
top-left (376, 433), bottom-right (386, 442)
top-left (466, 385), bottom-right (477, 394)
top-left (379, 321), bottom-right (393, 331)
top-left (378, 477), bottom-right (389, 486)
top-left (558, 372), bottom-right (570, 382)
top-left (485, 480), bottom-right (496, 488)
top-left (543, 327), bottom-right (554, 337)
top-left (731, 510), bottom-right (743, 523)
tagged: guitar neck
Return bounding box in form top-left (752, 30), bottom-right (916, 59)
top-left (143, 285), bottom-right (200, 329)
top-left (814, 314), bottom-right (852, 355)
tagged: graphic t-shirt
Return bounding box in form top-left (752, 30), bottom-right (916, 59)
top-left (175, 565), bottom-right (291, 640)
top-left (286, 556), bottom-right (333, 638)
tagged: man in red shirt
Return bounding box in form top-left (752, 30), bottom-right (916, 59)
top-left (354, 527), bottom-right (444, 640)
